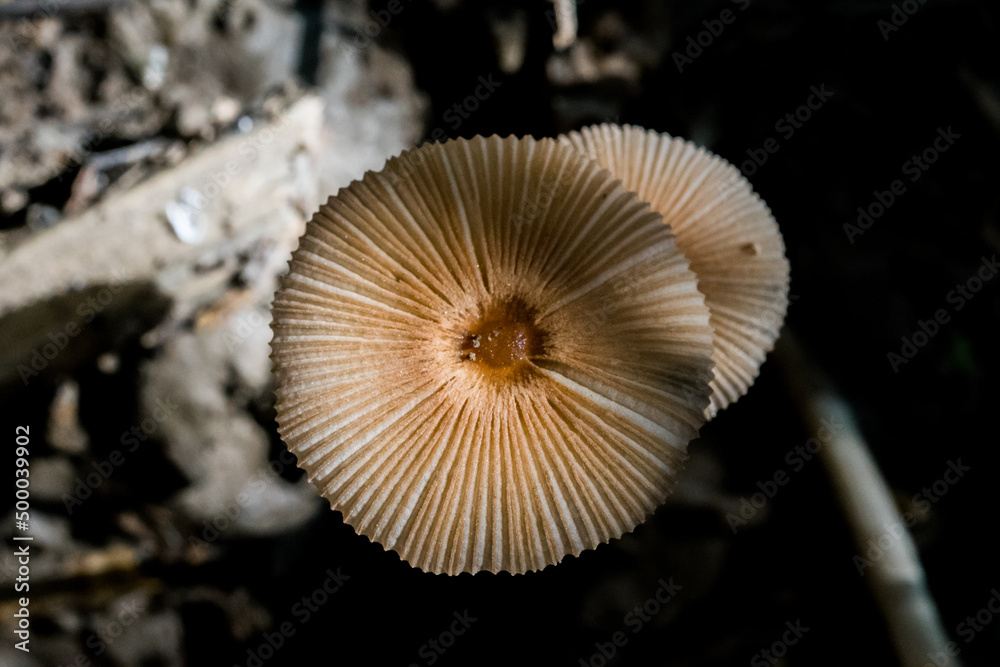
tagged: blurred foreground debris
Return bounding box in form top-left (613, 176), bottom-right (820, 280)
top-left (0, 1), bottom-right (426, 662)
top-left (550, 0), bottom-right (578, 50)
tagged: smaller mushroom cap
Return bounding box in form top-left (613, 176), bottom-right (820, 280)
top-left (559, 124), bottom-right (790, 418)
top-left (270, 135), bottom-right (716, 574)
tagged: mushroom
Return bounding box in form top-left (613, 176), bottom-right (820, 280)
top-left (559, 124), bottom-right (790, 418)
top-left (270, 135), bottom-right (715, 574)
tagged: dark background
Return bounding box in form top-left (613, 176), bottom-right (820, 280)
top-left (2, 0), bottom-right (998, 665)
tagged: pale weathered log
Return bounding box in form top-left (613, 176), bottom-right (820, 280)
top-left (0, 95), bottom-right (323, 319)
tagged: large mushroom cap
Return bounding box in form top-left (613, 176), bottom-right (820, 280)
top-left (559, 124), bottom-right (790, 418)
top-left (270, 135), bottom-right (714, 574)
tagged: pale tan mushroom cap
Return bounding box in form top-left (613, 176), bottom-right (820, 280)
top-left (559, 124), bottom-right (791, 418)
top-left (270, 135), bottom-right (714, 574)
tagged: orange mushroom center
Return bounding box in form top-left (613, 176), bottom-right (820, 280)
top-left (460, 300), bottom-right (544, 373)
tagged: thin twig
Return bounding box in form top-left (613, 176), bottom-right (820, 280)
top-left (774, 330), bottom-right (959, 667)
